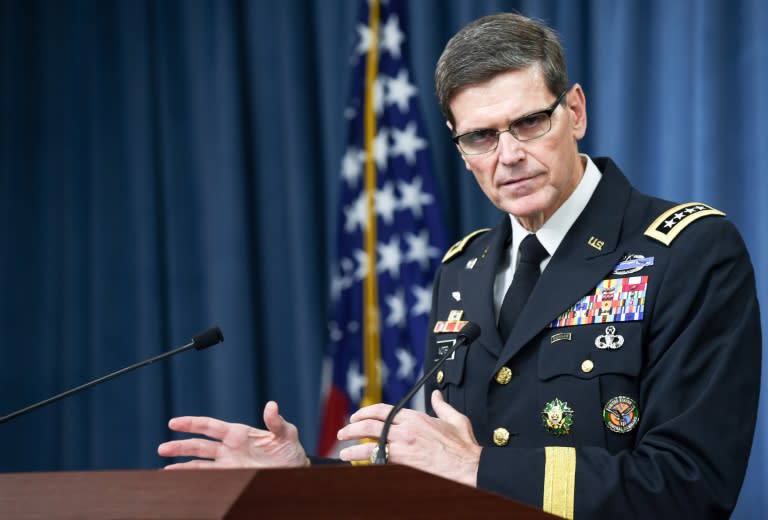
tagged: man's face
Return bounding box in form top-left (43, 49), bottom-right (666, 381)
top-left (448, 67), bottom-right (587, 230)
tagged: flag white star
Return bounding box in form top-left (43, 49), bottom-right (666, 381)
top-left (353, 249), bottom-right (369, 280)
top-left (340, 257), bottom-right (355, 275)
top-left (341, 147), bottom-right (364, 189)
top-left (395, 348), bottom-right (417, 380)
top-left (386, 68), bottom-right (417, 112)
top-left (373, 127), bottom-right (389, 172)
top-left (398, 176), bottom-right (433, 218)
top-left (346, 360), bottom-right (367, 402)
top-left (391, 121), bottom-right (427, 165)
top-left (385, 288), bottom-right (406, 327)
top-left (344, 192), bottom-right (368, 233)
top-left (330, 270), bottom-right (346, 302)
top-left (377, 236), bottom-right (402, 279)
top-left (373, 75), bottom-right (387, 115)
top-left (380, 14), bottom-right (404, 59)
top-left (404, 229), bottom-right (440, 270)
top-left (377, 359), bottom-right (389, 385)
top-left (355, 23), bottom-right (373, 56)
top-left (328, 321), bottom-right (343, 342)
top-left (376, 182), bottom-right (398, 225)
top-left (411, 284), bottom-right (432, 316)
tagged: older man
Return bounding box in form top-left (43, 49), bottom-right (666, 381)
top-left (159, 13), bottom-right (761, 518)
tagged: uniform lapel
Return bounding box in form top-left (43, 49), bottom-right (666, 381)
top-left (493, 160), bottom-right (634, 372)
top-left (458, 216), bottom-right (510, 357)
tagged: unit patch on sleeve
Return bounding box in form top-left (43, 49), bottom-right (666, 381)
top-left (550, 276), bottom-right (648, 328)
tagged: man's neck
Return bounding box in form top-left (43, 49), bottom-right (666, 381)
top-left (514, 155), bottom-right (587, 232)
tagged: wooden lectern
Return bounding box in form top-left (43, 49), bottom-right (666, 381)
top-left (0, 464), bottom-right (557, 519)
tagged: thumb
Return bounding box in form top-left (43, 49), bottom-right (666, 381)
top-left (263, 400), bottom-right (289, 438)
top-left (430, 389), bottom-right (463, 424)
top-left (431, 390), bottom-right (477, 443)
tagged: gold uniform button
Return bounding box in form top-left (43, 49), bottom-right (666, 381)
top-left (436, 370), bottom-right (444, 384)
top-left (492, 427), bottom-right (510, 446)
top-left (581, 359), bottom-right (594, 373)
top-left (495, 366), bottom-right (513, 385)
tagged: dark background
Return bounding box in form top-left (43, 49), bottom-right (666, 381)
top-left (1, 1), bottom-right (765, 517)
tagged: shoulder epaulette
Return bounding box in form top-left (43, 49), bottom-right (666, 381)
top-left (442, 228), bottom-right (491, 263)
top-left (644, 202), bottom-right (725, 246)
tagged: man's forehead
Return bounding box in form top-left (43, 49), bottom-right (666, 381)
top-left (449, 68), bottom-right (553, 130)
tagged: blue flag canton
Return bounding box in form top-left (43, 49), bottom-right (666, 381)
top-left (327, 0), bottom-right (446, 408)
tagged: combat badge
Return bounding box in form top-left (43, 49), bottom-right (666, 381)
top-left (603, 396), bottom-right (640, 433)
top-left (541, 398), bottom-right (574, 436)
top-left (595, 325), bottom-right (624, 350)
top-left (613, 254), bottom-right (654, 275)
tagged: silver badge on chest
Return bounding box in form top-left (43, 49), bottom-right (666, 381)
top-left (595, 325), bottom-right (624, 350)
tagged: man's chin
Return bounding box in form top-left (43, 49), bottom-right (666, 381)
top-left (497, 197), bottom-right (546, 219)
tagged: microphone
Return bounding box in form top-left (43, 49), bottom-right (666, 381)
top-left (373, 321), bottom-right (481, 464)
top-left (0, 326), bottom-right (224, 425)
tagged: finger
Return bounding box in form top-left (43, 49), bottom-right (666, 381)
top-left (262, 400), bottom-right (292, 439)
top-left (156, 438), bottom-right (222, 460)
top-left (168, 416), bottom-right (233, 440)
top-left (349, 403), bottom-right (396, 423)
top-left (338, 442), bottom-right (376, 463)
top-left (163, 459), bottom-right (218, 470)
top-left (337, 418), bottom-right (387, 441)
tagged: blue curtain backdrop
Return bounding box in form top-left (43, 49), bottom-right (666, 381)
top-left (1, 0), bottom-right (765, 516)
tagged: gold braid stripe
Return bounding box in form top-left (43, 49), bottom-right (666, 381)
top-left (543, 446), bottom-right (576, 519)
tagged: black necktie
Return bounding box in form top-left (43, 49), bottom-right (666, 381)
top-left (498, 234), bottom-right (549, 341)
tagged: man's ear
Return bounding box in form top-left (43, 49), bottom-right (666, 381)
top-left (446, 121), bottom-right (472, 171)
top-left (567, 83), bottom-right (588, 140)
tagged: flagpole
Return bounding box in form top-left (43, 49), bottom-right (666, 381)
top-left (361, 0), bottom-right (382, 408)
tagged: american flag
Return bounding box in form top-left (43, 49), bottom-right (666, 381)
top-left (317, 0), bottom-right (446, 455)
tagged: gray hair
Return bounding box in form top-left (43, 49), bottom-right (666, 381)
top-left (435, 13), bottom-right (568, 126)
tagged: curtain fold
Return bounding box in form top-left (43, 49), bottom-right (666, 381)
top-left (1, 0), bottom-right (765, 516)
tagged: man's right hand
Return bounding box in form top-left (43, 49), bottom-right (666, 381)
top-left (157, 401), bottom-right (309, 469)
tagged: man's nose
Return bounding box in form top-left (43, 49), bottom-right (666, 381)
top-left (497, 130), bottom-right (525, 164)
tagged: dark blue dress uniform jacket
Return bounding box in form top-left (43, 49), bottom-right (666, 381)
top-left (425, 157), bottom-right (761, 518)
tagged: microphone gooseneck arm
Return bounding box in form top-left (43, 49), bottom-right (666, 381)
top-left (0, 326), bottom-right (224, 425)
top-left (373, 322), bottom-right (481, 465)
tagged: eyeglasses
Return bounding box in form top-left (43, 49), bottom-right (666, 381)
top-left (452, 88), bottom-right (570, 155)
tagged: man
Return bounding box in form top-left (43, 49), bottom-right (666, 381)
top-left (158, 13), bottom-right (761, 518)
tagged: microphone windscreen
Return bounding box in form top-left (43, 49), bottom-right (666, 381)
top-left (457, 321), bottom-right (481, 343)
top-left (192, 326), bottom-right (224, 350)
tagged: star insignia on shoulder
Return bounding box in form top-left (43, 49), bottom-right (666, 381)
top-left (442, 228), bottom-right (490, 263)
top-left (645, 202), bottom-right (724, 246)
